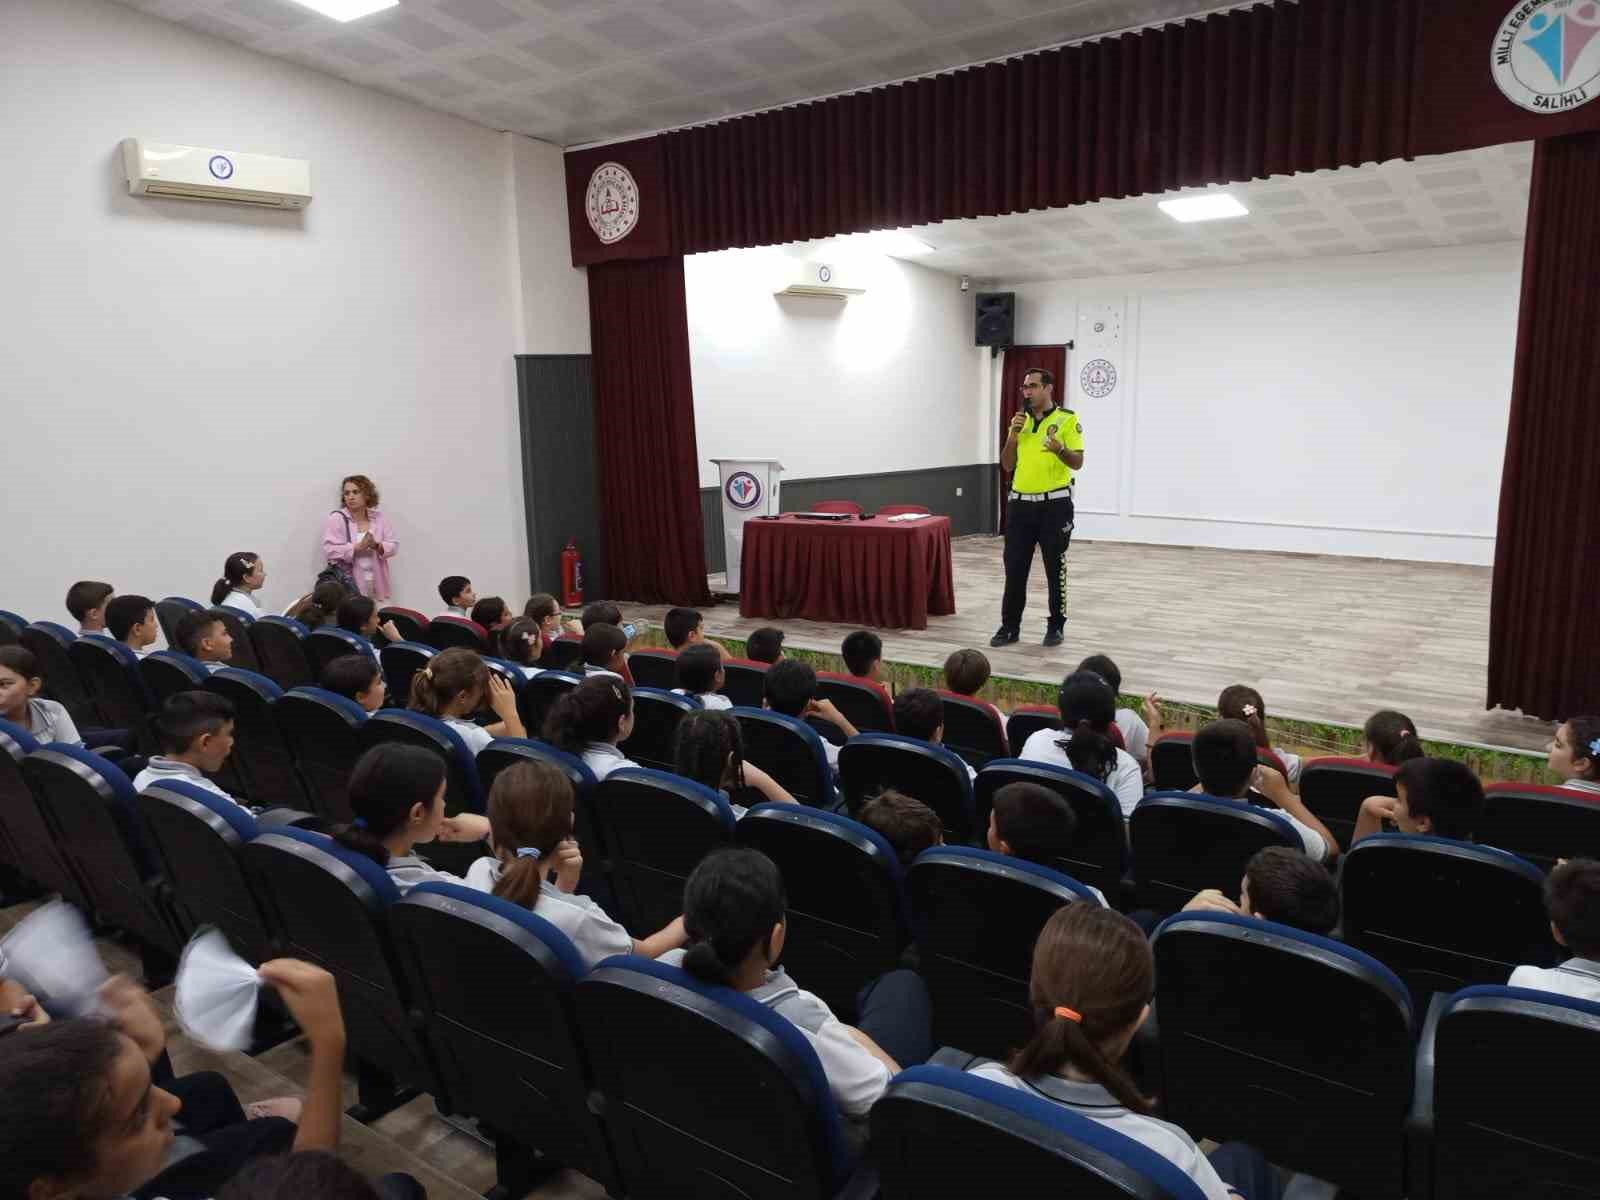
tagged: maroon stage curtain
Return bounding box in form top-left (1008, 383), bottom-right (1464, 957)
top-left (586, 256), bottom-right (711, 605)
top-left (661, 0), bottom-right (1417, 255)
top-left (997, 346), bottom-right (1068, 532)
top-left (1488, 132), bottom-right (1600, 720)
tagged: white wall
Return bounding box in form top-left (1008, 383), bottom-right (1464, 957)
top-left (685, 246), bottom-right (988, 488)
top-left (0, 0), bottom-right (587, 626)
top-left (996, 242), bottom-right (1523, 563)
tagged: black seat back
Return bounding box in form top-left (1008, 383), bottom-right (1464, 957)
top-left (1299, 757), bottom-right (1396, 853)
top-left (69, 637), bottom-right (155, 751)
top-left (626, 649), bottom-right (678, 690)
top-left (592, 768), bottom-right (734, 936)
top-left (734, 707), bottom-right (835, 809)
top-left (377, 641), bottom-right (434, 708)
top-left (248, 616), bottom-right (315, 690)
top-left (1152, 913), bottom-right (1414, 1197)
top-left (938, 693), bottom-right (1008, 769)
top-left (1149, 732), bottom-right (1199, 791)
top-left (1128, 793), bottom-right (1299, 915)
top-left (377, 607), bottom-right (428, 643)
top-left (736, 804), bottom-right (911, 1020)
top-left (139, 651), bottom-right (209, 706)
top-left (719, 658), bottom-right (769, 708)
top-left (305, 627), bottom-right (373, 681)
top-left (1423, 987), bottom-right (1600, 1200)
top-left (389, 883), bottom-right (620, 1193)
top-left (21, 622), bottom-right (98, 728)
top-left (1341, 833), bottom-right (1556, 1011)
top-left (272, 688), bottom-right (367, 823)
top-left (0, 719), bottom-right (88, 908)
top-left (975, 760), bottom-right (1128, 899)
top-left (1005, 706), bottom-right (1061, 757)
top-left (1479, 783), bottom-right (1600, 870)
top-left (0, 610), bottom-right (25, 645)
top-left (154, 596), bottom-right (203, 648)
top-left (816, 673), bottom-right (894, 733)
top-left (137, 780), bottom-right (273, 963)
top-left (208, 607), bottom-right (260, 672)
top-left (618, 687), bottom-right (695, 772)
top-left (206, 669), bottom-right (307, 808)
top-left (839, 734), bottom-right (976, 840)
top-left (518, 670), bottom-right (580, 741)
top-left (424, 617), bottom-right (487, 652)
top-left (359, 711), bottom-right (483, 816)
top-left (21, 747), bottom-right (179, 957)
top-left (538, 636), bottom-right (583, 671)
top-left (908, 847), bottom-right (1099, 1059)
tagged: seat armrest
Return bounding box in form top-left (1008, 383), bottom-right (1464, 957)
top-left (1404, 992), bottom-right (1446, 1200)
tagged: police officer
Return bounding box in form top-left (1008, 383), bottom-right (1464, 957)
top-left (992, 367), bottom-right (1083, 648)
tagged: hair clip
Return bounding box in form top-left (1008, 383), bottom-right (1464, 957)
top-left (421, 667), bottom-right (433, 679)
top-left (1241, 703), bottom-right (1258, 717)
top-left (352, 817), bottom-right (368, 830)
top-left (515, 846), bottom-right (542, 861)
top-left (1053, 1005), bottom-right (1082, 1024)
top-left (1589, 736), bottom-right (1600, 757)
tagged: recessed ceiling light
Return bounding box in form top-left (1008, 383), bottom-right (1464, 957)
top-left (284, 0), bottom-right (399, 21)
top-left (1157, 193), bottom-right (1250, 223)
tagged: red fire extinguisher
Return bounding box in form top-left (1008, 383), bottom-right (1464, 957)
top-left (560, 538), bottom-right (584, 608)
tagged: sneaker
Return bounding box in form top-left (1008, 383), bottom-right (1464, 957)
top-left (989, 626), bottom-right (1019, 647)
top-left (1043, 624), bottom-right (1065, 648)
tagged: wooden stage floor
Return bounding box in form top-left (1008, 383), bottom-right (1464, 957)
top-left (627, 536), bottom-right (1551, 756)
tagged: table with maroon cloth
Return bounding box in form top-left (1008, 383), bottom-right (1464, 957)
top-left (738, 513), bottom-right (956, 630)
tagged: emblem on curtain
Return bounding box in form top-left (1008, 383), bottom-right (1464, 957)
top-left (1492, 0), bottom-right (1600, 114)
top-left (1080, 359), bottom-right (1117, 399)
top-left (586, 161), bottom-right (640, 244)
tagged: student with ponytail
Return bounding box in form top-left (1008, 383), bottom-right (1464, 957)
top-left (1362, 709), bottom-right (1424, 766)
top-left (543, 676), bottom-right (638, 780)
top-left (672, 709), bottom-right (796, 817)
top-left (500, 617), bottom-right (544, 680)
top-left (212, 552), bottom-right (266, 614)
top-left (663, 849), bottom-right (932, 1136)
top-left (1218, 684), bottom-right (1301, 785)
top-left (331, 744), bottom-right (492, 893)
top-left (408, 646), bottom-right (524, 754)
top-left (464, 762), bottom-right (685, 965)
top-left (969, 904), bottom-right (1278, 1200)
top-left (1020, 670), bottom-right (1144, 817)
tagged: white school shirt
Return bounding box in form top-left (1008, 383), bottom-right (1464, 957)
top-left (672, 688), bottom-right (732, 710)
top-left (585, 666), bottom-right (623, 681)
top-left (1240, 788), bottom-right (1328, 862)
top-left (583, 742), bottom-right (638, 780)
top-left (468, 859), bottom-right (635, 967)
top-left (385, 854), bottom-right (477, 895)
top-left (967, 1065), bottom-right (1234, 1200)
top-left (219, 591), bottom-right (261, 616)
top-left (1275, 749), bottom-right (1303, 786)
top-left (442, 716), bottom-right (493, 756)
top-left (1020, 728), bottom-right (1143, 818)
top-left (1115, 707), bottom-right (1150, 762)
top-left (133, 758), bottom-right (242, 809)
top-left (200, 660), bottom-right (226, 674)
top-left (1508, 958), bottom-right (1600, 1003)
top-left (659, 950), bottom-right (888, 1118)
top-left (1559, 779), bottom-right (1600, 796)
top-left (21, 698), bottom-right (82, 747)
top-left (441, 606), bottom-right (471, 619)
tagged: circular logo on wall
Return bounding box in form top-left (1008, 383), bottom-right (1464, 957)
top-left (208, 155), bottom-right (234, 180)
top-left (725, 471), bottom-right (762, 511)
top-left (1080, 358), bottom-right (1118, 399)
top-left (586, 161), bottom-right (640, 244)
top-left (1492, 0), bottom-right (1600, 114)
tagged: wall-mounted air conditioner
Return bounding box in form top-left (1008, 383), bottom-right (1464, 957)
top-left (121, 139), bottom-right (313, 209)
top-left (776, 261), bottom-right (865, 299)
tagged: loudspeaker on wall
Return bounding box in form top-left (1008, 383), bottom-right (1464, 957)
top-left (975, 292), bottom-right (1015, 347)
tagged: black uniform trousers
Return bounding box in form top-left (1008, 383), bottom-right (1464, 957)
top-left (1000, 493), bottom-right (1075, 630)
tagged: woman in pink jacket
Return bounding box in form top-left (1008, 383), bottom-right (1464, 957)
top-left (323, 475), bottom-right (398, 600)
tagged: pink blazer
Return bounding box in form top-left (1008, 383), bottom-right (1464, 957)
top-left (322, 508), bottom-right (398, 599)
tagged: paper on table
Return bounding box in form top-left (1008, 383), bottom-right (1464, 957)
top-left (885, 512), bottom-right (935, 522)
top-left (174, 927), bottom-right (261, 1052)
top-left (1, 900), bottom-right (108, 1016)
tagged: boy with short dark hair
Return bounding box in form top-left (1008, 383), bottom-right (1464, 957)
top-left (174, 610), bottom-right (233, 673)
top-left (764, 658), bottom-right (856, 772)
top-left (1191, 719), bottom-right (1334, 863)
top-left (1509, 858), bottom-right (1600, 1001)
top-left (986, 781), bottom-right (1105, 904)
top-left (438, 576), bottom-right (475, 618)
top-left (1183, 846), bottom-right (1340, 935)
top-left (133, 691), bottom-right (242, 808)
top-left (321, 654), bottom-right (387, 712)
top-left (892, 687), bottom-right (976, 780)
top-left (858, 789), bottom-right (943, 869)
top-left (582, 623), bottom-right (628, 679)
top-left (841, 630), bottom-right (884, 684)
top-left (745, 626), bottom-right (785, 665)
top-left (674, 642), bottom-right (731, 710)
top-left (1354, 756), bottom-right (1485, 845)
top-left (581, 600), bottom-right (623, 630)
top-left (105, 594), bottom-right (159, 657)
top-left (664, 607), bottom-right (705, 650)
top-left (65, 581), bottom-right (114, 636)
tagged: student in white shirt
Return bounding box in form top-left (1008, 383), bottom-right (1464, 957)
top-left (581, 622), bottom-right (629, 680)
top-left (1218, 684), bottom-right (1302, 786)
top-left (174, 610), bottom-right (234, 674)
top-left (65, 579), bottom-right (114, 637)
top-left (211, 551), bottom-right (266, 617)
top-left (1547, 716), bottom-right (1600, 797)
top-left (437, 575), bottom-right (476, 619)
top-left (320, 654), bottom-right (387, 713)
top-left (470, 596), bottom-right (514, 658)
top-left (987, 781), bottom-right (1107, 905)
top-left (0, 646), bottom-right (84, 746)
top-left (133, 690), bottom-right (243, 807)
top-left (545, 675), bottom-right (639, 780)
top-left (464, 759), bottom-right (686, 965)
top-left (763, 659), bottom-right (856, 775)
top-left (1191, 719), bottom-right (1335, 863)
top-left (1078, 653), bottom-right (1166, 777)
top-left (672, 643), bottom-right (733, 710)
top-left (330, 743), bottom-right (494, 893)
top-left (500, 617), bottom-right (545, 680)
top-left (665, 849), bottom-right (931, 1137)
top-left (672, 708), bottom-right (797, 818)
top-left (969, 905), bottom-right (1278, 1200)
top-left (1021, 672), bottom-right (1144, 818)
top-left (1509, 858), bottom-right (1600, 1003)
top-left (407, 647), bottom-right (524, 755)
top-left (105, 594), bottom-right (160, 658)
top-left (892, 687), bottom-right (978, 780)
